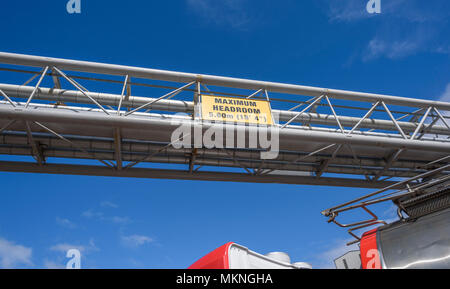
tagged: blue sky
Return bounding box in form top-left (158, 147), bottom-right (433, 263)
top-left (0, 0), bottom-right (449, 269)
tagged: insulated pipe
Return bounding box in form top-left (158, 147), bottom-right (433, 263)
top-left (0, 147), bottom-right (423, 178)
top-left (0, 145), bottom-right (426, 177)
top-left (0, 133), bottom-right (431, 169)
top-left (4, 100), bottom-right (430, 140)
top-left (0, 160), bottom-right (398, 188)
top-left (1, 105), bottom-right (449, 153)
top-left (0, 83), bottom-right (192, 113)
top-left (1, 84), bottom-right (449, 135)
top-left (1, 52), bottom-right (449, 110)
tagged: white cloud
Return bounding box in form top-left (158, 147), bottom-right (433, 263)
top-left (56, 217), bottom-right (77, 229)
top-left (0, 237), bottom-right (33, 268)
top-left (327, 0), bottom-right (373, 22)
top-left (110, 216), bottom-right (131, 225)
top-left (50, 243), bottom-right (85, 253)
top-left (121, 234), bottom-right (153, 248)
top-left (100, 201), bottom-right (119, 208)
top-left (325, 0), bottom-right (450, 61)
top-left (82, 209), bottom-right (131, 225)
top-left (380, 204), bottom-right (402, 224)
top-left (43, 259), bottom-right (65, 269)
top-left (312, 238), bottom-right (359, 269)
top-left (81, 209), bottom-right (104, 219)
top-left (436, 46), bottom-right (450, 55)
top-left (186, 0), bottom-right (251, 29)
top-left (436, 83), bottom-right (450, 125)
top-left (326, 0), bottom-right (446, 23)
top-left (50, 239), bottom-right (98, 254)
top-left (439, 83), bottom-right (450, 103)
top-left (364, 37), bottom-right (422, 61)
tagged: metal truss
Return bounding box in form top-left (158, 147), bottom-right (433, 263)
top-left (0, 52), bottom-right (449, 188)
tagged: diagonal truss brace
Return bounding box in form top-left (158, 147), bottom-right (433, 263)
top-left (281, 95), bottom-right (324, 129)
top-left (25, 66), bottom-right (49, 108)
top-left (53, 67), bottom-right (110, 115)
top-left (125, 81), bottom-right (196, 116)
top-left (34, 121), bottom-right (114, 168)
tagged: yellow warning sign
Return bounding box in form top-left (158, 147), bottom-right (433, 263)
top-left (200, 95), bottom-right (273, 125)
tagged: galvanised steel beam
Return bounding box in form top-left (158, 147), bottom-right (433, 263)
top-left (0, 161), bottom-right (396, 189)
top-left (1, 104), bottom-right (448, 153)
top-left (1, 84), bottom-right (449, 135)
top-left (0, 132), bottom-right (432, 169)
top-left (0, 146), bottom-right (427, 178)
top-left (0, 52), bottom-right (449, 110)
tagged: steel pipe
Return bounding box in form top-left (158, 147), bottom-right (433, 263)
top-left (0, 132), bottom-right (433, 169)
top-left (0, 104), bottom-right (449, 153)
top-left (0, 145), bottom-right (427, 178)
top-left (1, 84), bottom-right (448, 135)
top-left (0, 52), bottom-right (449, 110)
top-left (0, 160), bottom-right (396, 188)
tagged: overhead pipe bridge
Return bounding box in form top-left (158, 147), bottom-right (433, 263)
top-left (0, 52), bottom-right (448, 188)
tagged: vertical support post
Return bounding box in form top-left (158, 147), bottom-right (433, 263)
top-left (114, 128), bottom-right (123, 170)
top-left (51, 67), bottom-right (61, 89)
top-left (194, 81), bottom-right (202, 120)
top-left (25, 121), bottom-right (43, 165)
